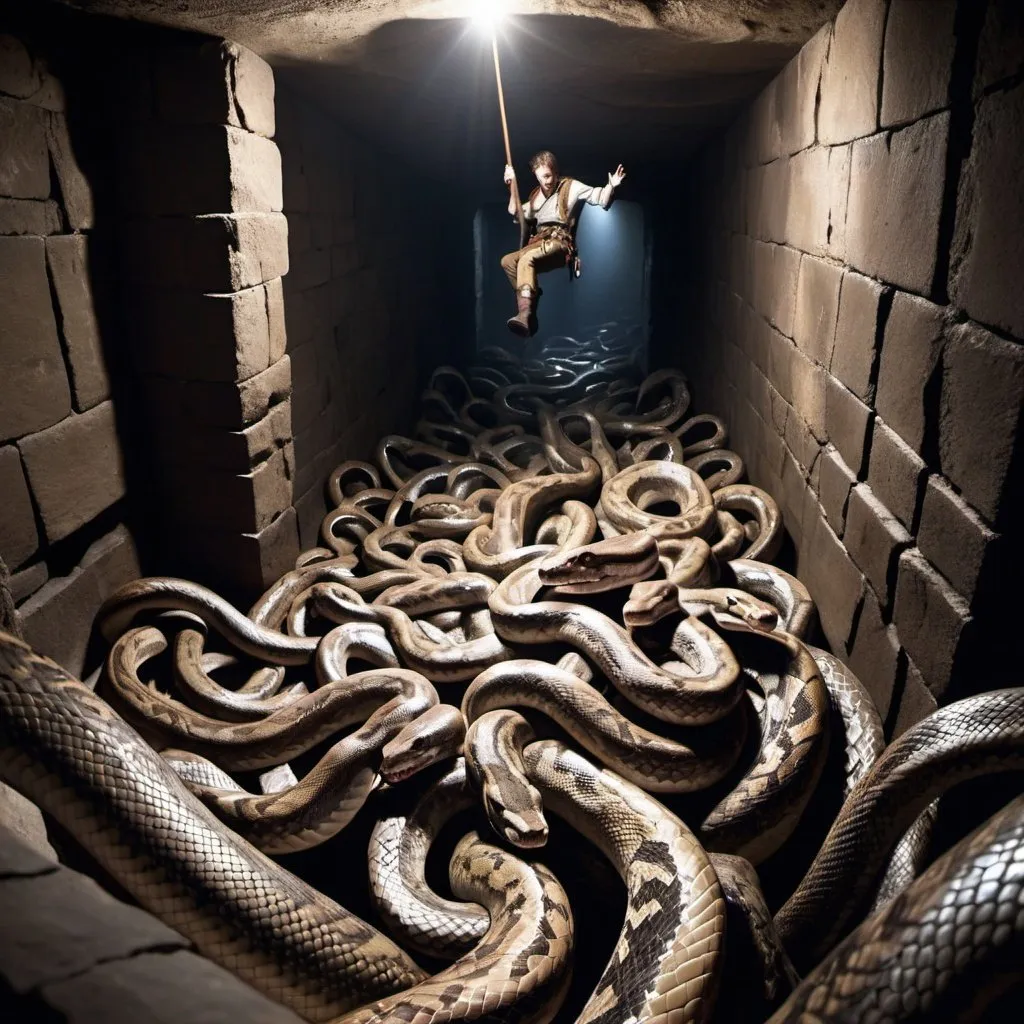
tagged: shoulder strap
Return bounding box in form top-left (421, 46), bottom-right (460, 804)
top-left (557, 178), bottom-right (574, 225)
top-left (525, 185), bottom-right (541, 215)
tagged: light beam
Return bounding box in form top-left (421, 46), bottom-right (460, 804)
top-left (471, 0), bottom-right (507, 34)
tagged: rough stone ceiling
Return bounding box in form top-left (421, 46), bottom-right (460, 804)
top-left (63, 1), bottom-right (842, 189)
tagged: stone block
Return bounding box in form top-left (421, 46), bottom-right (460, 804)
top-left (789, 348), bottom-right (827, 441)
top-left (881, 0), bottom-right (956, 128)
top-left (0, 445), bottom-right (37, 569)
top-left (230, 42), bottom-right (276, 138)
top-left (331, 242), bottom-right (361, 279)
top-left (127, 213), bottom-right (289, 293)
top-left (282, 161), bottom-right (309, 213)
top-left (152, 399), bottom-right (292, 475)
top-left (801, 514), bottom-right (865, 655)
top-left (0, 866), bottom-right (186, 994)
top-left (793, 256), bottom-right (842, 367)
top-left (154, 40), bottom-right (275, 137)
top-left (917, 474), bottom-right (999, 603)
top-left (843, 484), bottom-right (913, 608)
top-left (753, 157), bottom-right (790, 243)
top-left (46, 111), bottom-right (94, 230)
top-left (289, 246), bottom-right (331, 292)
top-left (893, 548), bottom-right (972, 699)
top-left (120, 124), bottom-right (282, 217)
top-left (766, 245), bottom-right (800, 339)
top-left (45, 235), bottom-right (109, 411)
top-left (827, 144), bottom-right (852, 261)
top-left (0, 236), bottom-right (71, 440)
top-left (938, 321), bottom-right (1024, 524)
top-left (0, 197), bottom-right (61, 234)
top-left (266, 277), bottom-right (287, 363)
top-left (749, 79), bottom-right (781, 165)
top-left (949, 82), bottom-right (1024, 339)
top-left (831, 271), bottom-right (884, 401)
top-left (25, 69), bottom-right (64, 113)
top-left (128, 283), bottom-right (275, 384)
top-left (890, 656), bottom-right (937, 739)
top-left (768, 386), bottom-right (790, 439)
top-left (0, 96), bottom-right (48, 199)
top-left (846, 113), bottom-right (950, 296)
top-left (786, 144), bottom-right (852, 261)
top-left (41, 949), bottom-right (305, 1024)
top-left (817, 446), bottom-right (857, 536)
top-left (190, 507), bottom-right (300, 594)
top-left (164, 444), bottom-right (293, 535)
top-left (18, 402), bottom-right (126, 544)
top-left (295, 483), bottom-right (327, 553)
top-left (866, 418), bottom-right (926, 532)
top-left (784, 145), bottom-right (828, 255)
top-left (19, 525), bottom-right (139, 677)
top-left (779, 450), bottom-right (810, 548)
top-left (310, 212), bottom-right (333, 252)
top-left (767, 327), bottom-right (796, 405)
top-left (785, 407), bottom-right (820, 478)
top-left (0, 803), bottom-right (55, 869)
top-left (818, 0), bottom-right (887, 145)
top-left (875, 290), bottom-right (945, 451)
top-left (778, 22), bottom-right (828, 156)
top-left (0, 35), bottom-right (41, 99)
top-left (973, 0), bottom-right (1024, 96)
top-left (824, 373), bottom-right (872, 474)
top-left (847, 584), bottom-right (901, 721)
top-left (10, 561), bottom-right (47, 605)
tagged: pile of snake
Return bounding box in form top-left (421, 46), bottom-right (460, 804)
top-left (2, 326), bottom-right (1022, 1022)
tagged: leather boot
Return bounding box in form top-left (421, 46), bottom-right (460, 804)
top-left (506, 285), bottom-right (536, 337)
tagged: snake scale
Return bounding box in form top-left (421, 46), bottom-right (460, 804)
top-left (2, 332), bottom-right (1021, 1023)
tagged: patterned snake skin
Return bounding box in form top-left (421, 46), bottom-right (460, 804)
top-left (769, 793), bottom-right (1024, 1021)
top-left (341, 831), bottom-right (573, 1023)
top-left (522, 740), bottom-right (725, 1024)
top-left (775, 687), bottom-right (1024, 970)
top-left (0, 632), bottom-right (425, 1021)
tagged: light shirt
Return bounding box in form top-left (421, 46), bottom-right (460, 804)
top-left (523, 178), bottom-right (610, 226)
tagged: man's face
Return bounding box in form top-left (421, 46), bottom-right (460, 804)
top-left (534, 162), bottom-right (557, 193)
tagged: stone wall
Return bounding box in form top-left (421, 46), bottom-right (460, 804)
top-left (653, 0), bottom-right (1023, 736)
top-left (276, 83), bottom-right (474, 553)
top-left (120, 36), bottom-right (300, 596)
top-left (2, 7), bottom-right (475, 663)
top-left (0, 27), bottom-right (139, 677)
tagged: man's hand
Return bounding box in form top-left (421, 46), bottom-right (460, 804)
top-left (504, 164), bottom-right (516, 185)
top-left (608, 163), bottom-right (626, 188)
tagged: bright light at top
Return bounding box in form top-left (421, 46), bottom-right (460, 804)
top-left (472, 0), bottom-right (507, 32)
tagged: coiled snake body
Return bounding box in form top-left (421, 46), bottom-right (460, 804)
top-left (0, 633), bottom-right (424, 1022)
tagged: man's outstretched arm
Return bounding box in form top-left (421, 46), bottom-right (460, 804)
top-left (598, 163), bottom-right (627, 208)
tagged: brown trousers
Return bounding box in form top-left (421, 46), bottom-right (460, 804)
top-left (500, 235), bottom-right (569, 291)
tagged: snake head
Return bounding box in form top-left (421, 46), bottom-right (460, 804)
top-left (623, 578), bottom-right (678, 628)
top-left (381, 705), bottom-right (466, 783)
top-left (722, 592), bottom-right (778, 632)
top-left (481, 781), bottom-right (549, 849)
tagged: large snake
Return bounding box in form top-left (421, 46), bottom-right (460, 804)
top-left (770, 792), bottom-right (1024, 1021)
top-left (775, 686), bottom-right (1024, 970)
top-left (0, 632), bottom-right (425, 1021)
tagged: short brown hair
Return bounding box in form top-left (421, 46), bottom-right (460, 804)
top-left (529, 150), bottom-right (558, 173)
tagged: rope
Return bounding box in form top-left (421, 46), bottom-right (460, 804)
top-left (0, 555), bottom-right (24, 640)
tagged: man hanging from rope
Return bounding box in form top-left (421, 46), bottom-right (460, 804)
top-left (501, 151), bottom-right (626, 337)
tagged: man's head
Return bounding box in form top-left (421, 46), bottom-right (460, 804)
top-left (529, 150), bottom-right (558, 192)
